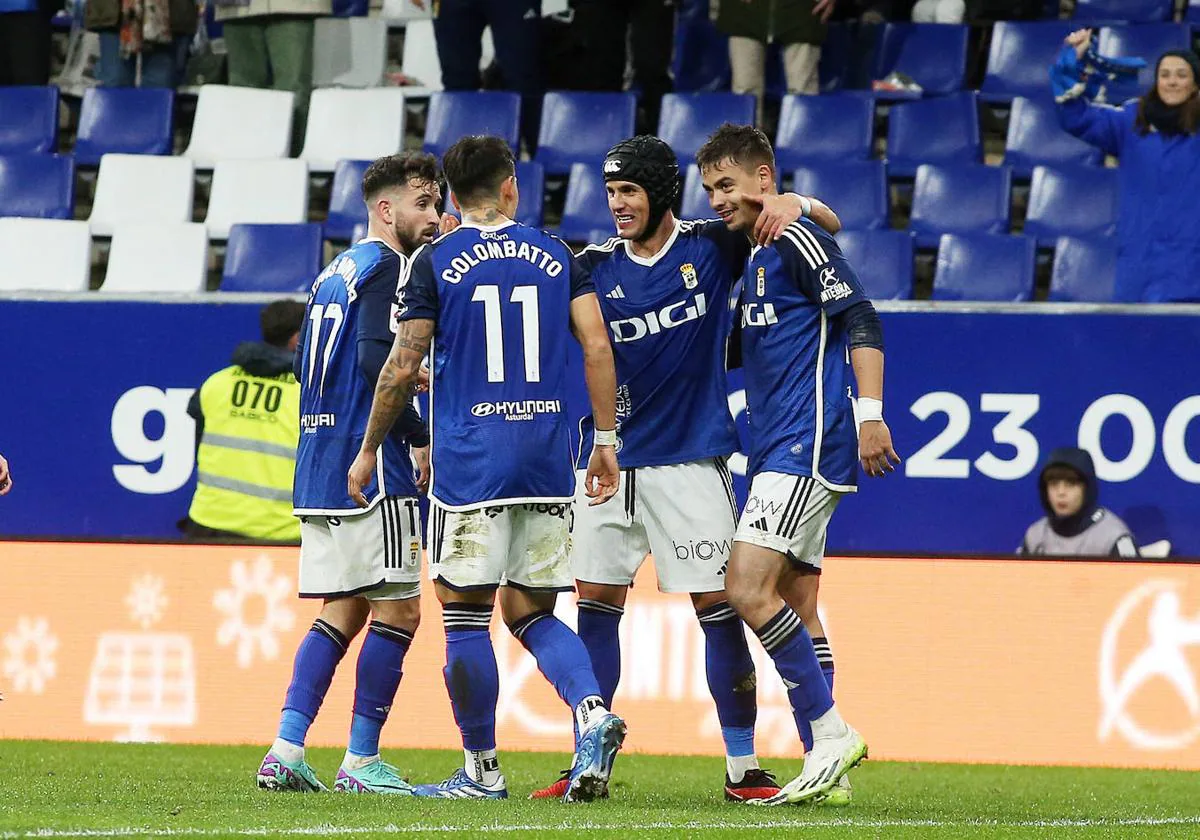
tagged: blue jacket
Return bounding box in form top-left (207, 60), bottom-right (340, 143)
top-left (1056, 96), bottom-right (1200, 303)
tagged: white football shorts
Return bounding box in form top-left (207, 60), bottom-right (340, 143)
top-left (733, 472), bottom-right (842, 571)
top-left (428, 501), bottom-right (574, 592)
top-left (571, 457), bottom-right (739, 594)
top-left (298, 495), bottom-right (422, 600)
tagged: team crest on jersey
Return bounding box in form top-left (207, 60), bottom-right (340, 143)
top-left (756, 266), bottom-right (766, 297)
top-left (680, 263), bottom-right (698, 289)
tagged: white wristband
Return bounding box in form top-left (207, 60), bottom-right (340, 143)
top-left (799, 195), bottom-right (812, 218)
top-left (858, 397), bottom-right (883, 423)
top-left (594, 428), bottom-right (618, 446)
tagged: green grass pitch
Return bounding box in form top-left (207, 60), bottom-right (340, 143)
top-left (1, 741), bottom-right (1198, 839)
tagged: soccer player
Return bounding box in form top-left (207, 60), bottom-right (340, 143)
top-left (348, 135), bottom-right (627, 803)
top-left (531, 135), bottom-right (843, 803)
top-left (698, 124), bottom-right (900, 805)
top-left (256, 153), bottom-right (447, 795)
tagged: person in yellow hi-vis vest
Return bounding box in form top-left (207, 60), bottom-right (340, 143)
top-left (181, 300), bottom-right (306, 543)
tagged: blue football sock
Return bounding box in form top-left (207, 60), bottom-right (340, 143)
top-left (697, 601), bottom-right (757, 760)
top-left (796, 635), bottom-right (836, 752)
top-left (576, 598), bottom-right (623, 708)
top-left (347, 620), bottom-right (414, 758)
top-left (510, 611), bottom-right (606, 733)
top-left (278, 619), bottom-right (348, 748)
top-left (442, 603), bottom-right (499, 752)
top-left (753, 606), bottom-right (833, 749)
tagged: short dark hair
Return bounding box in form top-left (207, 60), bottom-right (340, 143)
top-left (441, 135), bottom-right (515, 207)
top-left (1043, 465), bottom-right (1085, 485)
top-left (695, 123), bottom-right (776, 176)
top-left (361, 152), bottom-right (440, 203)
top-left (261, 299), bottom-right (306, 347)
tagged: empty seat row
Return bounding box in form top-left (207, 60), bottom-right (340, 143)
top-left (0, 219), bottom-right (322, 294)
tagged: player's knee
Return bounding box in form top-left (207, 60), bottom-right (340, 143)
top-left (369, 595), bottom-right (421, 634)
top-left (724, 571), bottom-right (768, 619)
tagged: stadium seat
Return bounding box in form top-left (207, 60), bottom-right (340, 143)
top-left (909, 164), bottom-right (1011, 249)
top-left (775, 94), bottom-right (874, 172)
top-left (351, 221), bottom-right (367, 242)
top-left (222, 224), bottom-right (324, 293)
top-left (101, 223), bottom-right (208, 293)
top-left (424, 91), bottom-right (521, 158)
top-left (183, 86), bottom-right (294, 168)
top-left (73, 88), bottom-right (174, 166)
top-left (300, 88), bottom-right (406, 173)
top-left (1024, 164), bottom-right (1117, 248)
top-left (1075, 0), bottom-right (1172, 23)
top-left (536, 92), bottom-right (637, 175)
top-left (0, 86), bottom-right (57, 154)
top-left (557, 163), bottom-right (612, 242)
top-left (325, 159), bottom-right (370, 241)
top-left (657, 93), bottom-right (756, 161)
top-left (932, 233), bottom-right (1036, 302)
top-left (835, 229), bottom-right (914, 300)
top-left (680, 165), bottom-right (716, 221)
top-left (1190, 0), bottom-right (1200, 27)
top-left (792, 161), bottom-right (888, 232)
top-left (313, 17), bottom-right (388, 88)
top-left (89, 154), bottom-right (194, 237)
top-left (886, 92), bottom-right (981, 178)
top-left (0, 154), bottom-right (74, 219)
top-left (980, 22), bottom-right (1076, 104)
top-left (819, 22), bottom-right (855, 92)
top-left (1003, 96), bottom-right (1103, 179)
top-left (514, 160), bottom-right (545, 227)
top-left (399, 19), bottom-right (494, 97)
top-left (0, 218), bottom-right (90, 292)
top-left (1050, 236), bottom-right (1117, 302)
top-left (1098, 24), bottom-right (1191, 102)
top-left (205, 159), bottom-right (309, 239)
top-left (380, 0), bottom-right (430, 20)
top-left (872, 23), bottom-right (969, 98)
top-left (672, 0), bottom-right (730, 92)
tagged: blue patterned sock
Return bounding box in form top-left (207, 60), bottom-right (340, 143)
top-left (511, 611), bottom-right (606, 734)
top-left (442, 603), bottom-right (499, 751)
top-left (753, 606), bottom-right (833, 748)
top-left (576, 599), bottom-right (623, 708)
top-left (697, 602), bottom-right (758, 760)
top-left (347, 620), bottom-right (414, 758)
top-left (797, 636), bottom-right (836, 751)
top-left (278, 619), bottom-right (348, 747)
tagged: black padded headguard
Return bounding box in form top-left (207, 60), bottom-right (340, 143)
top-left (603, 135), bottom-right (680, 238)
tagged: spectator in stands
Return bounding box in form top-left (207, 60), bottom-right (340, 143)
top-left (0, 452), bottom-right (11, 495)
top-left (0, 0), bottom-right (54, 85)
top-left (1018, 448), bottom-right (1139, 558)
top-left (216, 0), bottom-right (328, 153)
top-left (1054, 30), bottom-right (1200, 302)
top-left (86, 0), bottom-right (198, 88)
top-left (179, 300), bottom-right (305, 544)
top-left (912, 0), bottom-right (962, 22)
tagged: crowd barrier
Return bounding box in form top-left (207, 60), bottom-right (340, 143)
top-left (1, 541), bottom-right (1197, 770)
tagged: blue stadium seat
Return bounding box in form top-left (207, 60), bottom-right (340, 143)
top-left (819, 22), bottom-right (855, 92)
top-left (536, 92), bottom-right (637, 175)
top-left (1050, 236), bottom-right (1117, 302)
top-left (423, 91), bottom-right (521, 158)
top-left (1098, 24), bottom-right (1192, 102)
top-left (658, 93), bottom-right (755, 162)
top-left (0, 155), bottom-right (74, 219)
top-left (873, 23), bottom-right (969, 98)
top-left (886, 92), bottom-right (980, 178)
top-left (933, 233), bottom-right (1036, 302)
top-left (1024, 164), bottom-right (1118, 248)
top-left (680, 165), bottom-right (716, 221)
top-left (1075, 0), bottom-right (1172, 23)
top-left (514, 160), bottom-right (545, 227)
top-left (1190, 0), bottom-right (1200, 27)
top-left (0, 86), bottom-right (58, 154)
top-left (672, 2), bottom-right (730, 92)
top-left (792, 161), bottom-right (888, 231)
top-left (73, 88), bottom-right (174, 166)
top-left (910, 164), bottom-right (1011, 248)
top-left (325, 159), bottom-right (370, 241)
top-left (1003, 96), bottom-right (1103, 179)
top-left (557, 163), bottom-right (612, 242)
top-left (835, 229), bottom-right (914, 300)
top-left (775, 94), bottom-right (874, 172)
top-left (980, 22), bottom-right (1076, 104)
top-left (222, 224), bottom-right (324, 293)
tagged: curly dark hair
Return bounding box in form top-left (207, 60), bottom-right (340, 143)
top-left (441, 135), bottom-right (516, 207)
top-left (361, 152), bottom-right (441, 202)
top-left (695, 122), bottom-right (776, 175)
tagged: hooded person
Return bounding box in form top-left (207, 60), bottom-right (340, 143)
top-left (1019, 447), bottom-right (1139, 558)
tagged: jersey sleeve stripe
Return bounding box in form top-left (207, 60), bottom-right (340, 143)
top-left (780, 228), bottom-right (820, 270)
top-left (785, 222), bottom-right (830, 265)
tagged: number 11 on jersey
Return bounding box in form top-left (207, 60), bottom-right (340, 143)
top-left (472, 284), bottom-right (541, 384)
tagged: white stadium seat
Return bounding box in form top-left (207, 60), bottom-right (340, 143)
top-left (205, 159), bottom-right (309, 239)
top-left (299, 88), bottom-right (406, 173)
top-left (101, 223), bottom-right (208, 293)
top-left (399, 20), bottom-right (494, 98)
top-left (89, 154), bottom-right (195, 237)
top-left (183, 85), bottom-right (294, 168)
top-left (313, 17), bottom-right (389, 89)
top-left (0, 218), bottom-right (91, 292)
top-left (381, 0), bottom-right (430, 21)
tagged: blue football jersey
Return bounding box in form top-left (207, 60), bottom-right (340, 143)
top-left (740, 219), bottom-right (868, 491)
top-left (574, 219), bottom-right (746, 469)
top-left (293, 239), bottom-right (420, 514)
top-left (397, 221), bottom-right (594, 510)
